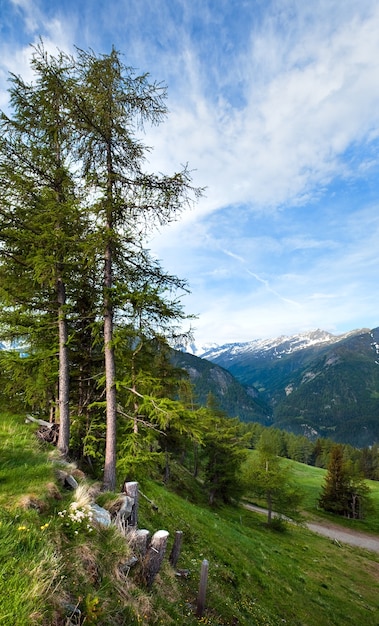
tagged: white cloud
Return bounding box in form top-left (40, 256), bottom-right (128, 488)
top-left (2, 0), bottom-right (379, 345)
top-left (145, 1), bottom-right (379, 226)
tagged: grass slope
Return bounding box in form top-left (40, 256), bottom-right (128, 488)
top-left (1, 412), bottom-right (379, 625)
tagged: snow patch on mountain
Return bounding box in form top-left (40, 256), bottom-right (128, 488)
top-left (191, 328), bottom-right (368, 361)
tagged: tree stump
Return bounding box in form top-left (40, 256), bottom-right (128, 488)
top-left (132, 528), bottom-right (150, 557)
top-left (169, 530), bottom-right (183, 568)
top-left (141, 530), bottom-right (169, 588)
top-left (122, 481), bottom-right (139, 526)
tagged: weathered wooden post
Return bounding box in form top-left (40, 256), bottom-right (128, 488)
top-left (122, 481), bottom-right (139, 526)
top-left (196, 559), bottom-right (209, 618)
top-left (169, 530), bottom-right (183, 568)
top-left (133, 528), bottom-right (150, 557)
top-left (142, 530), bottom-right (169, 588)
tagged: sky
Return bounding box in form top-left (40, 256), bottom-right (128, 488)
top-left (1, 0), bottom-right (379, 348)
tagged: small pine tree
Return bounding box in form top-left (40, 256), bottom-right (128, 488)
top-left (319, 444), bottom-right (371, 519)
top-left (202, 410), bottom-right (247, 506)
top-left (242, 432), bottom-right (303, 525)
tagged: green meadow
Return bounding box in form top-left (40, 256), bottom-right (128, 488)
top-left (1, 412), bottom-right (379, 625)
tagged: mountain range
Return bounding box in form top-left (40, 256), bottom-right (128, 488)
top-left (176, 327), bottom-right (379, 447)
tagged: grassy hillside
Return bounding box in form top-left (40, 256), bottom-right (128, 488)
top-left (1, 412), bottom-right (379, 625)
top-left (247, 453), bottom-right (379, 534)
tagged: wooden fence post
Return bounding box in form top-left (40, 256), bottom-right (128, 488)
top-left (169, 530), bottom-right (183, 568)
top-left (133, 528), bottom-right (150, 557)
top-left (196, 559), bottom-right (209, 618)
top-left (122, 481), bottom-right (139, 526)
top-left (142, 530), bottom-right (169, 588)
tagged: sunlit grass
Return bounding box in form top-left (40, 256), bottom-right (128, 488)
top-left (244, 449), bottom-right (379, 533)
top-left (0, 412), bottom-right (57, 508)
top-left (1, 412), bottom-right (379, 625)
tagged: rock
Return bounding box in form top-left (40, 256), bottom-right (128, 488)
top-left (108, 494), bottom-right (134, 518)
top-left (18, 495), bottom-right (46, 512)
top-left (62, 602), bottom-right (81, 625)
top-left (65, 474), bottom-right (79, 490)
top-left (120, 556), bottom-right (139, 573)
top-left (56, 470), bottom-right (79, 490)
top-left (120, 495), bottom-right (134, 517)
top-left (90, 503), bottom-right (111, 527)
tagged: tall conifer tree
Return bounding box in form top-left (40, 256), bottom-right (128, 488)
top-left (0, 44), bottom-right (200, 489)
top-left (68, 48), bottom-right (200, 489)
top-left (0, 46), bottom-right (85, 454)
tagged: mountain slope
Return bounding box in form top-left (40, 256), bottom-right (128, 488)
top-left (198, 328), bottom-right (379, 446)
top-left (171, 349), bottom-right (270, 423)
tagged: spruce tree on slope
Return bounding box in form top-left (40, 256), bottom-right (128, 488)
top-left (318, 444), bottom-right (371, 519)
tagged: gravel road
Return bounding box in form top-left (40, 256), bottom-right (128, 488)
top-left (244, 503), bottom-right (379, 554)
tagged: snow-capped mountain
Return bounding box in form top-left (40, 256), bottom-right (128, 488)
top-left (184, 326), bottom-right (379, 447)
top-left (197, 328), bottom-right (367, 361)
top-left (185, 341), bottom-right (220, 357)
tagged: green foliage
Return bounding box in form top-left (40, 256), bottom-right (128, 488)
top-left (202, 409), bottom-right (247, 506)
top-left (242, 432), bottom-right (304, 525)
top-left (0, 347), bottom-right (58, 415)
top-left (318, 444), bottom-right (372, 519)
top-left (360, 444), bottom-right (379, 480)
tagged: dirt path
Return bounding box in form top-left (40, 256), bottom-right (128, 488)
top-left (243, 503), bottom-right (379, 554)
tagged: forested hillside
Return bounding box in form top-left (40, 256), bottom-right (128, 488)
top-left (197, 328), bottom-right (379, 446)
top-left (171, 349), bottom-right (270, 423)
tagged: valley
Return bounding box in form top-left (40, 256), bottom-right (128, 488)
top-left (177, 327), bottom-right (379, 446)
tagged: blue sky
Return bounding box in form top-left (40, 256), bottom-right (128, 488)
top-left (1, 0), bottom-right (379, 347)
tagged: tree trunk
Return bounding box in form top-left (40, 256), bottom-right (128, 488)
top-left (267, 491), bottom-right (273, 524)
top-left (193, 442), bottom-right (199, 477)
top-left (196, 559), bottom-right (209, 618)
top-left (57, 277), bottom-right (70, 456)
top-left (103, 242), bottom-right (117, 490)
top-left (132, 529), bottom-right (150, 557)
top-left (103, 136), bottom-right (117, 491)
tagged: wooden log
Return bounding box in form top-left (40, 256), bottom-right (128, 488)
top-left (169, 530), bottom-right (183, 568)
top-left (142, 529), bottom-right (169, 588)
top-left (196, 559), bottom-right (209, 618)
top-left (138, 489), bottom-right (158, 510)
top-left (25, 414), bottom-right (53, 428)
top-left (122, 481), bottom-right (139, 526)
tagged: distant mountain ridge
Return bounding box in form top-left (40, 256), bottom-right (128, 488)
top-left (196, 328), bottom-right (367, 360)
top-left (182, 327), bottom-right (379, 447)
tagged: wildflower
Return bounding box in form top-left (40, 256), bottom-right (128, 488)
top-left (58, 501), bottom-right (94, 536)
top-left (17, 525), bottom-right (27, 531)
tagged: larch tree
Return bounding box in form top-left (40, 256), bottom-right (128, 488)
top-left (0, 46), bottom-right (86, 455)
top-left (201, 398), bottom-right (247, 506)
top-left (0, 44), bottom-right (200, 489)
top-left (242, 431), bottom-right (303, 525)
top-left (68, 48), bottom-right (201, 490)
